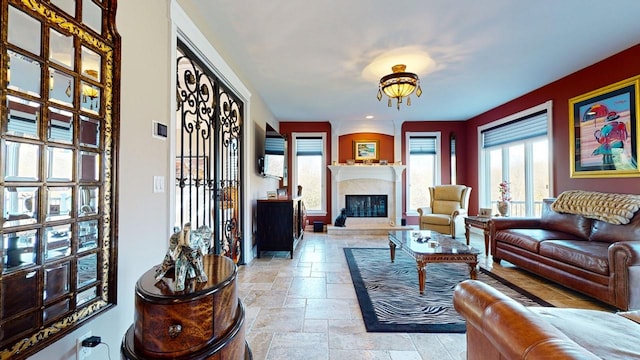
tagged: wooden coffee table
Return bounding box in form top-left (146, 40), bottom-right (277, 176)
top-left (388, 230), bottom-right (480, 294)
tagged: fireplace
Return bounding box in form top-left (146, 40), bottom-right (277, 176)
top-left (327, 164), bottom-right (406, 231)
top-left (345, 195), bottom-right (387, 218)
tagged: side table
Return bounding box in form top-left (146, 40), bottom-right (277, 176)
top-left (465, 216), bottom-right (492, 256)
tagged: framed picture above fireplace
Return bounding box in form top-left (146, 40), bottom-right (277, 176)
top-left (353, 140), bottom-right (379, 161)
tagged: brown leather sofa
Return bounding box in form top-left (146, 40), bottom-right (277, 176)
top-left (490, 197), bottom-right (640, 310)
top-left (453, 280), bottom-right (640, 360)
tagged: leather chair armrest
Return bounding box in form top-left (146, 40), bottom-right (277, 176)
top-left (452, 208), bottom-right (467, 218)
top-left (454, 280), bottom-right (600, 360)
top-left (609, 241), bottom-right (640, 266)
top-left (417, 207), bottom-right (432, 216)
top-left (608, 241), bottom-right (640, 310)
top-left (490, 217), bottom-right (542, 239)
top-left (491, 217), bottom-right (542, 230)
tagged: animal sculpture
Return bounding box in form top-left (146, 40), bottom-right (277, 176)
top-left (334, 208), bottom-right (347, 227)
top-left (155, 223), bottom-right (213, 291)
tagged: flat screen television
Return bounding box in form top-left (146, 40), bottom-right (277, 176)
top-left (259, 125), bottom-right (286, 179)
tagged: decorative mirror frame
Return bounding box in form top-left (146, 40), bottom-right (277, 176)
top-left (0, 0), bottom-right (120, 357)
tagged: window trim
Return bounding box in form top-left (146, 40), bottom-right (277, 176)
top-left (405, 131), bottom-right (441, 217)
top-left (292, 132), bottom-right (327, 216)
top-left (477, 101), bottom-right (554, 210)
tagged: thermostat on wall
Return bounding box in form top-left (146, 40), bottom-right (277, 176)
top-left (152, 121), bottom-right (167, 139)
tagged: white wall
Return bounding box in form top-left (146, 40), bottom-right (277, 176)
top-left (28, 0), bottom-right (276, 358)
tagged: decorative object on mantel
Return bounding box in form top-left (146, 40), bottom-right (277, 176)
top-left (497, 180), bottom-right (511, 217)
top-left (379, 159), bottom-right (388, 165)
top-left (377, 64), bottom-right (422, 110)
top-left (346, 159), bottom-right (355, 165)
top-left (334, 208), bottom-right (348, 227)
top-left (155, 223), bottom-right (213, 291)
top-left (354, 140), bottom-right (380, 161)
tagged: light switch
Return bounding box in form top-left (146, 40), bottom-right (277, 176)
top-left (153, 176), bottom-right (164, 193)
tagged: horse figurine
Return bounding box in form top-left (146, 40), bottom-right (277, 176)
top-left (155, 223), bottom-right (213, 291)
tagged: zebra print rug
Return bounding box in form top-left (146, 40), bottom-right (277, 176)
top-left (344, 247), bottom-right (552, 333)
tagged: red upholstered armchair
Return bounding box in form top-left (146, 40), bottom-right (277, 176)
top-left (417, 185), bottom-right (471, 238)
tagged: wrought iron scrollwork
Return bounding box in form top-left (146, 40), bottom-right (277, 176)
top-left (176, 43), bottom-right (244, 263)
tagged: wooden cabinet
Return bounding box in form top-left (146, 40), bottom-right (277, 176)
top-left (257, 197), bottom-right (305, 259)
top-left (121, 255), bottom-right (251, 359)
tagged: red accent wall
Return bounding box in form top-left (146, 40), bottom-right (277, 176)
top-left (464, 43), bottom-right (640, 214)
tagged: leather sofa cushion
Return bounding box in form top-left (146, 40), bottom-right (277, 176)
top-left (541, 200), bottom-right (592, 239)
top-left (538, 240), bottom-right (610, 275)
top-left (530, 307), bottom-right (640, 359)
top-left (590, 211), bottom-right (640, 243)
top-left (495, 229), bottom-right (583, 253)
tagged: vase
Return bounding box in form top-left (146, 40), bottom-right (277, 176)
top-left (497, 201), bottom-right (511, 217)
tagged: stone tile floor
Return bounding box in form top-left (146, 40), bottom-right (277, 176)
top-left (239, 230), bottom-right (613, 360)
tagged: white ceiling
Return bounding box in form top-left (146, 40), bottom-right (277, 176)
top-left (190, 0), bottom-right (640, 125)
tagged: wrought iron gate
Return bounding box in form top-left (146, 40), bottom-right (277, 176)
top-left (175, 43), bottom-right (244, 263)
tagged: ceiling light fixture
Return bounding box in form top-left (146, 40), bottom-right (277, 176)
top-left (377, 64), bottom-right (422, 110)
top-left (82, 84), bottom-right (99, 109)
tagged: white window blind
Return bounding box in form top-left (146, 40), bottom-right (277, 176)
top-left (482, 110), bottom-right (547, 148)
top-left (409, 136), bottom-right (437, 154)
top-left (296, 137), bottom-right (323, 156)
top-left (265, 136), bottom-right (285, 155)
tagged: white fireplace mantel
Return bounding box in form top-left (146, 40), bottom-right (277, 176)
top-left (328, 164), bottom-right (406, 227)
top-left (327, 164), bottom-right (405, 182)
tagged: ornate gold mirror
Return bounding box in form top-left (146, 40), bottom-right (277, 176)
top-left (1, 0), bottom-right (119, 357)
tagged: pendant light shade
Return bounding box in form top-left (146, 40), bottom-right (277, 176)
top-left (377, 64), bottom-right (422, 110)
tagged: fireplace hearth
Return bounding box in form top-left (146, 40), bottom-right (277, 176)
top-left (345, 195), bottom-right (388, 218)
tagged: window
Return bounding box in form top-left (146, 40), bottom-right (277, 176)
top-left (479, 102), bottom-right (552, 216)
top-left (293, 133), bottom-right (326, 214)
top-left (406, 133), bottom-right (441, 214)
